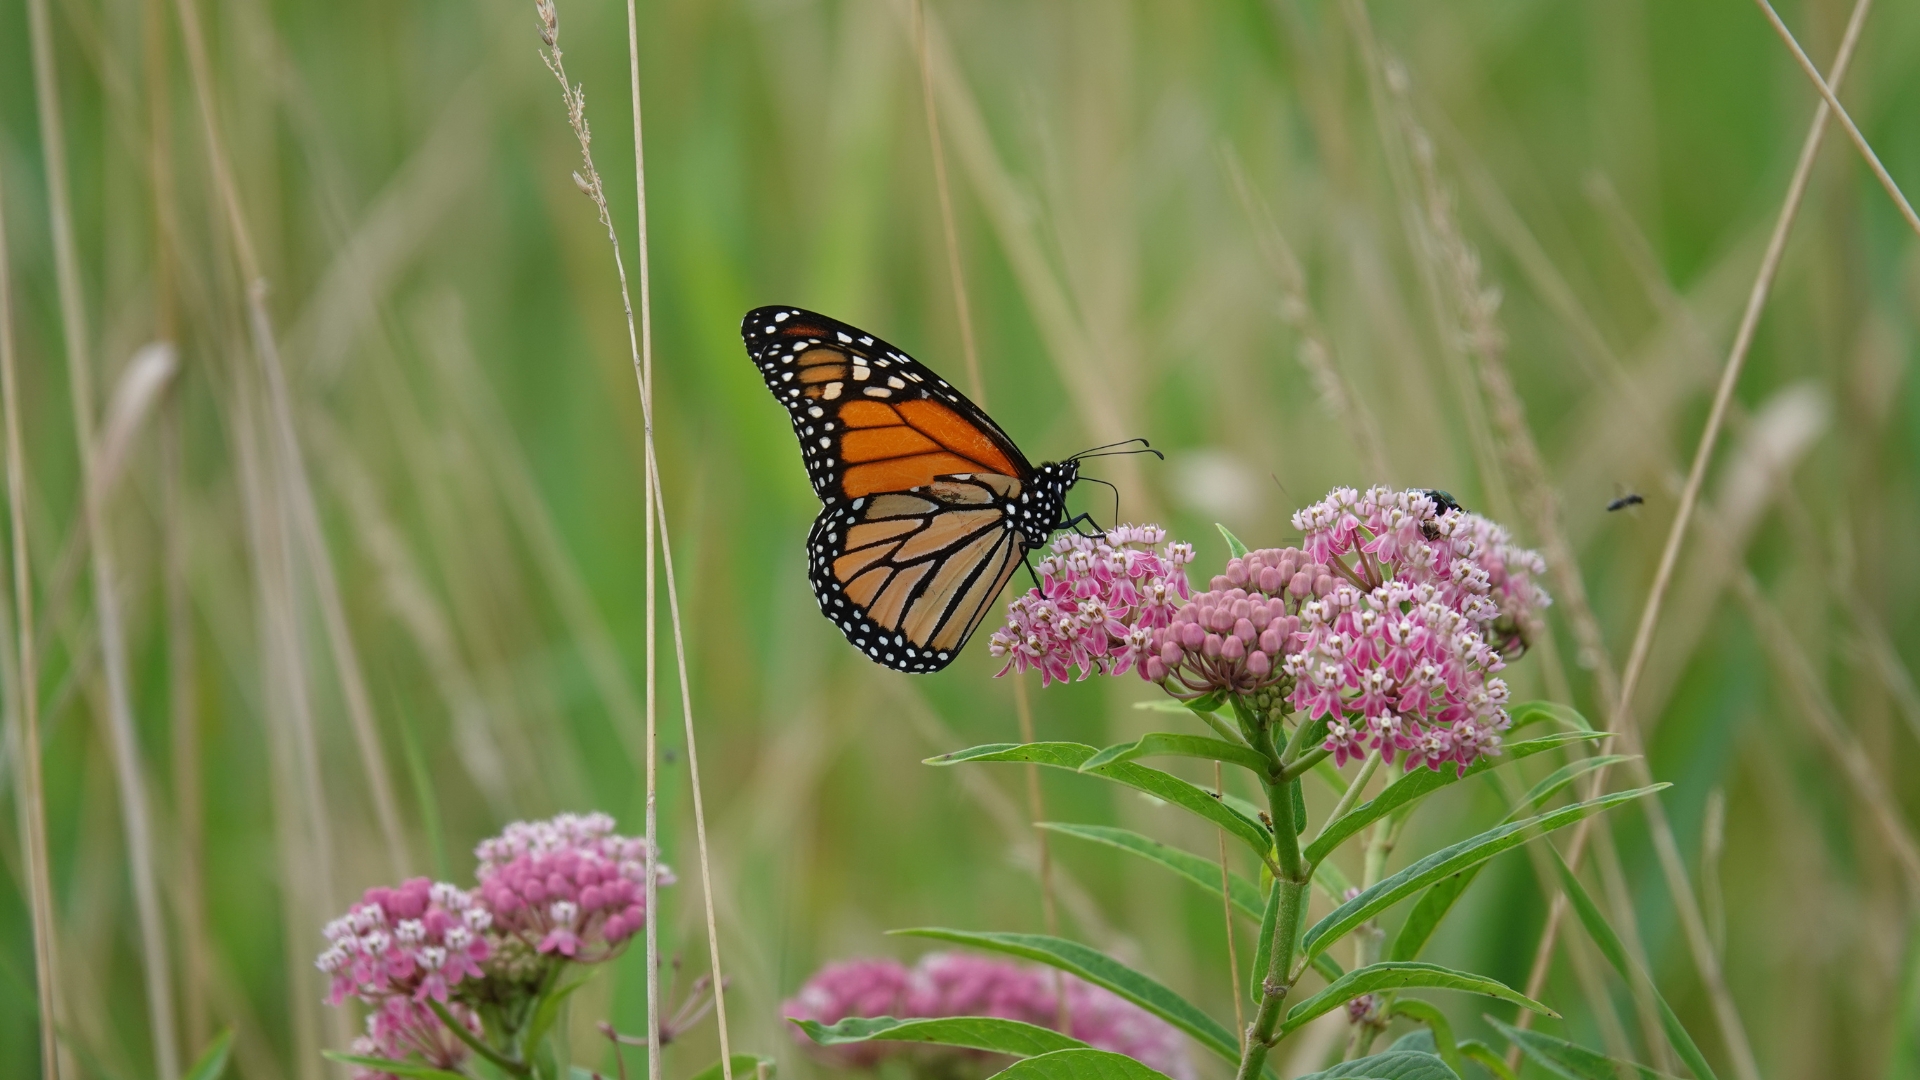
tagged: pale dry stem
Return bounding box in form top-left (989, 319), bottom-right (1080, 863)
top-left (1749, 0), bottom-right (1920, 241)
top-left (540, 12), bottom-right (736, 1076)
top-left (0, 135), bottom-right (65, 1080)
top-left (1377, 39), bottom-right (1755, 1078)
top-left (27, 0), bottom-right (180, 1071)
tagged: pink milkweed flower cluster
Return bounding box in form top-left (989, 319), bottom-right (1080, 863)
top-left (318, 812), bottom-right (671, 1075)
top-left (316, 879), bottom-right (493, 1008)
top-left (782, 952), bottom-right (1192, 1080)
top-left (1282, 486), bottom-right (1547, 773)
top-left (476, 811), bottom-right (674, 962)
top-left (987, 525), bottom-right (1194, 686)
top-left (315, 878), bottom-right (492, 1077)
top-left (1141, 547), bottom-right (1314, 696)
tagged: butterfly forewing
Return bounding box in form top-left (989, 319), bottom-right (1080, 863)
top-left (741, 306), bottom-right (1032, 501)
top-left (741, 305), bottom-right (1068, 673)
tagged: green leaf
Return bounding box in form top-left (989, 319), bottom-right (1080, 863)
top-left (1313, 857), bottom-right (1355, 906)
top-left (1507, 756), bottom-right (1634, 822)
top-left (1386, 998), bottom-right (1466, 1079)
top-left (1296, 1050), bottom-right (1461, 1079)
top-left (1386, 867), bottom-right (1483, 962)
top-left (1487, 1018), bottom-right (1681, 1080)
top-left (928, 742), bottom-right (1271, 858)
top-left (988, 1048), bottom-right (1174, 1080)
top-left (322, 1053), bottom-right (472, 1080)
top-left (684, 1055), bottom-right (778, 1080)
top-left (1039, 823), bottom-right (1263, 917)
top-left (1386, 1029), bottom-right (1439, 1054)
top-left (1289, 776), bottom-right (1307, 835)
top-left (1079, 733), bottom-right (1273, 777)
top-left (1506, 701), bottom-right (1592, 732)
top-left (1310, 951), bottom-right (1346, 984)
top-left (1550, 852), bottom-right (1719, 1080)
top-left (892, 929), bottom-right (1239, 1066)
top-left (524, 969), bottom-right (596, 1069)
top-left (1277, 961), bottom-right (1553, 1038)
top-left (1304, 732), bottom-right (1607, 865)
top-left (1217, 524), bottom-right (1251, 558)
top-left (1390, 753), bottom-right (1638, 963)
top-left (795, 1016), bottom-right (1083, 1057)
top-left (185, 1028), bottom-right (235, 1080)
top-left (1302, 785), bottom-right (1665, 958)
top-left (1249, 880), bottom-right (1281, 1003)
top-left (1134, 699), bottom-right (1192, 712)
top-left (1456, 1040), bottom-right (1518, 1080)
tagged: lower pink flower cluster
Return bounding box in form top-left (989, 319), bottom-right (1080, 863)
top-left (782, 953), bottom-right (1192, 1080)
top-left (318, 813), bottom-right (671, 1079)
top-left (316, 879), bottom-right (492, 1077)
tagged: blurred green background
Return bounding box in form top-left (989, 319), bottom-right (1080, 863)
top-left (2, 0), bottom-right (1919, 1076)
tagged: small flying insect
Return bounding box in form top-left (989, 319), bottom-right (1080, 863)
top-left (1607, 492), bottom-right (1644, 512)
top-left (1415, 488), bottom-right (1466, 540)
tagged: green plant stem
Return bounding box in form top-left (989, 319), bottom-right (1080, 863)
top-left (1234, 710), bottom-right (1313, 1080)
top-left (429, 999), bottom-right (530, 1077)
top-left (1281, 746), bottom-right (1333, 782)
top-left (1317, 751), bottom-right (1380, 835)
top-left (1195, 708), bottom-right (1250, 747)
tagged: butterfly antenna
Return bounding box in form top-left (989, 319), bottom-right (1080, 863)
top-left (1070, 437), bottom-right (1163, 462)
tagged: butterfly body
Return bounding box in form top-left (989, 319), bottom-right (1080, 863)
top-left (742, 306), bottom-right (1078, 672)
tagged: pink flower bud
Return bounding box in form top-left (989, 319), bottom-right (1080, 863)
top-left (1234, 618), bottom-right (1257, 642)
top-left (1202, 634), bottom-right (1223, 658)
top-left (1247, 650), bottom-right (1271, 676)
top-left (1221, 636), bottom-right (1246, 661)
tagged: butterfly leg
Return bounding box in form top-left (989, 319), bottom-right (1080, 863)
top-left (1060, 511), bottom-right (1104, 538)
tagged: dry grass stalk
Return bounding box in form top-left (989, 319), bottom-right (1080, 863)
top-left (27, 0), bottom-right (181, 1071)
top-left (1732, 577), bottom-right (1920, 897)
top-left (1512, 0), bottom-right (1875, 1063)
top-left (911, 2), bottom-right (1066, 1023)
top-left (1376, 43), bottom-right (1758, 1078)
top-left (414, 298), bottom-right (650, 779)
top-left (0, 136), bottom-right (65, 1080)
top-left (1749, 0), bottom-right (1920, 240)
top-left (537, 5), bottom-right (666, 1071)
top-left (542, 5), bottom-right (738, 1073)
top-left (1220, 146), bottom-right (1393, 483)
top-left (890, 680), bottom-right (1124, 948)
top-left (912, 0), bottom-right (984, 406)
top-left (903, 0), bottom-right (1138, 466)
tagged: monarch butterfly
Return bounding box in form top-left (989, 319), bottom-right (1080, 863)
top-left (741, 306), bottom-right (1135, 673)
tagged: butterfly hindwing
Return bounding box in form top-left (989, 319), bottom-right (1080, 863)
top-left (806, 475), bottom-right (1029, 672)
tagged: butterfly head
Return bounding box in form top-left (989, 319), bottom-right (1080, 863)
top-left (1018, 459), bottom-right (1080, 544)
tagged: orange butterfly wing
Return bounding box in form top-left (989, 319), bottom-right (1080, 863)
top-left (742, 306), bottom-right (1069, 672)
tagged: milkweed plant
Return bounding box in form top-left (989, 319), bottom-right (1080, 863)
top-left (315, 813), bottom-right (715, 1080)
top-left (783, 486), bottom-right (1697, 1080)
